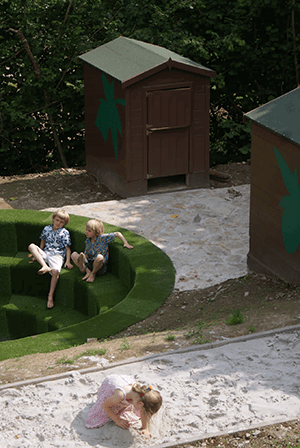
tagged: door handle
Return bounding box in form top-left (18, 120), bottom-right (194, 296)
top-left (146, 124), bottom-right (153, 136)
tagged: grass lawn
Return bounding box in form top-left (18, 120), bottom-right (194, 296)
top-left (0, 209), bottom-right (175, 361)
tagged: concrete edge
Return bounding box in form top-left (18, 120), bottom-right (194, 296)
top-left (150, 415), bottom-right (300, 448)
top-left (1, 323), bottom-right (300, 391)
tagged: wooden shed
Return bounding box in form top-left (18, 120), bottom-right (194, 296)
top-left (245, 87), bottom-right (300, 283)
top-left (79, 36), bottom-right (216, 197)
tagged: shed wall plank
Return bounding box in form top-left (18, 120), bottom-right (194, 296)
top-left (249, 122), bottom-right (300, 282)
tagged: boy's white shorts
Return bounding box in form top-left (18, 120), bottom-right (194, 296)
top-left (34, 245), bottom-right (64, 272)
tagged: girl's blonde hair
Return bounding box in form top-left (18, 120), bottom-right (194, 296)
top-left (132, 383), bottom-right (162, 416)
top-left (86, 219), bottom-right (104, 237)
top-left (52, 209), bottom-right (69, 225)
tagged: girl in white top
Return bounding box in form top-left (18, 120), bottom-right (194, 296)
top-left (85, 374), bottom-right (162, 437)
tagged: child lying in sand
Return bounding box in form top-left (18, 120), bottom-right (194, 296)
top-left (85, 374), bottom-right (162, 437)
top-left (71, 218), bottom-right (133, 283)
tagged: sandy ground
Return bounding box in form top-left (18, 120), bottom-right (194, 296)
top-left (1, 164), bottom-right (299, 447)
top-left (1, 328), bottom-right (300, 448)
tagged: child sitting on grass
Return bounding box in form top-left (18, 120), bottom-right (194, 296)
top-left (71, 218), bottom-right (133, 282)
top-left (85, 373), bottom-right (162, 438)
top-left (28, 209), bottom-right (73, 308)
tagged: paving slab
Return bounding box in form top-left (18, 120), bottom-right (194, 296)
top-left (45, 184), bottom-right (250, 291)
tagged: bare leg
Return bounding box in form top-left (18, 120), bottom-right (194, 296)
top-left (78, 253), bottom-right (85, 273)
top-left (71, 251), bottom-right (86, 274)
top-left (28, 243), bottom-right (51, 275)
top-left (47, 269), bottom-right (59, 309)
top-left (85, 255), bottom-right (104, 283)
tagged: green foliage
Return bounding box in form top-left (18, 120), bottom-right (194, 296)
top-left (184, 321), bottom-right (208, 344)
top-left (1, 0), bottom-right (299, 172)
top-left (0, 0), bottom-right (114, 174)
top-left (79, 347), bottom-right (107, 357)
top-left (56, 347), bottom-right (108, 364)
top-left (165, 331), bottom-right (175, 341)
top-left (56, 356), bottom-right (74, 365)
top-left (226, 309), bottom-right (244, 325)
top-left (120, 336), bottom-right (130, 351)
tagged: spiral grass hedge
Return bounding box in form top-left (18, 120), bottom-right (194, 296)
top-left (0, 209), bottom-right (175, 361)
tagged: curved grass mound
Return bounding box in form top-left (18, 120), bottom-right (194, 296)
top-left (0, 209), bottom-right (175, 361)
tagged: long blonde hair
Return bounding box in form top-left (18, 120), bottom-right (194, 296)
top-left (132, 383), bottom-right (162, 416)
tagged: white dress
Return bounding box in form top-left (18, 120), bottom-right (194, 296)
top-left (85, 374), bottom-right (140, 428)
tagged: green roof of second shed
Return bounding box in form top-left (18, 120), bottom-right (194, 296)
top-left (245, 87), bottom-right (300, 146)
top-left (79, 36), bottom-right (215, 86)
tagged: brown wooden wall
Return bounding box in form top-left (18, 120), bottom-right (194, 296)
top-left (248, 121), bottom-right (300, 282)
top-left (126, 84), bottom-right (144, 182)
top-left (192, 82), bottom-right (210, 172)
top-left (84, 63), bottom-right (211, 196)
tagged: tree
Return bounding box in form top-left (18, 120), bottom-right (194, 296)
top-left (1, 0), bottom-right (299, 174)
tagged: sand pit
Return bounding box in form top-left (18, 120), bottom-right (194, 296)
top-left (1, 328), bottom-right (300, 448)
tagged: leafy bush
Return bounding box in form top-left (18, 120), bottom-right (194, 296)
top-left (1, 0), bottom-right (299, 173)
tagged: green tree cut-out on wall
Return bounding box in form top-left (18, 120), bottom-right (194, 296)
top-left (95, 73), bottom-right (126, 159)
top-left (274, 147), bottom-right (300, 254)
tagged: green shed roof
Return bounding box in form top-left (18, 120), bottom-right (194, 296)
top-left (79, 36), bottom-right (216, 87)
top-left (245, 87), bottom-right (300, 146)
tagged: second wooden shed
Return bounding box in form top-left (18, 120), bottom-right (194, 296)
top-left (245, 87), bottom-right (300, 283)
top-left (79, 36), bottom-right (216, 197)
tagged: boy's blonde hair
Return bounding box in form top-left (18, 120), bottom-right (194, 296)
top-left (52, 209), bottom-right (69, 225)
top-left (86, 219), bottom-right (104, 237)
top-left (132, 383), bottom-right (162, 416)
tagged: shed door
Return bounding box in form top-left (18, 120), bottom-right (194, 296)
top-left (147, 88), bottom-right (191, 178)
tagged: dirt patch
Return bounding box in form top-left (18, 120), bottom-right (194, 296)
top-left (175, 420), bottom-right (300, 448)
top-left (1, 272), bottom-right (300, 386)
top-left (2, 161), bottom-right (300, 447)
top-left (0, 162), bottom-right (250, 211)
top-left (0, 168), bottom-right (121, 210)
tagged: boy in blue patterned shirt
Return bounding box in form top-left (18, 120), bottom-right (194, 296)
top-left (28, 209), bottom-right (73, 308)
top-left (71, 219), bottom-right (133, 283)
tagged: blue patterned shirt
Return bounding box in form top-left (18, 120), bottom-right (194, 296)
top-left (40, 225), bottom-right (71, 257)
top-left (84, 233), bottom-right (116, 263)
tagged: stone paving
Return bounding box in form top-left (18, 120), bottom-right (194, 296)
top-left (45, 184), bottom-right (250, 291)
